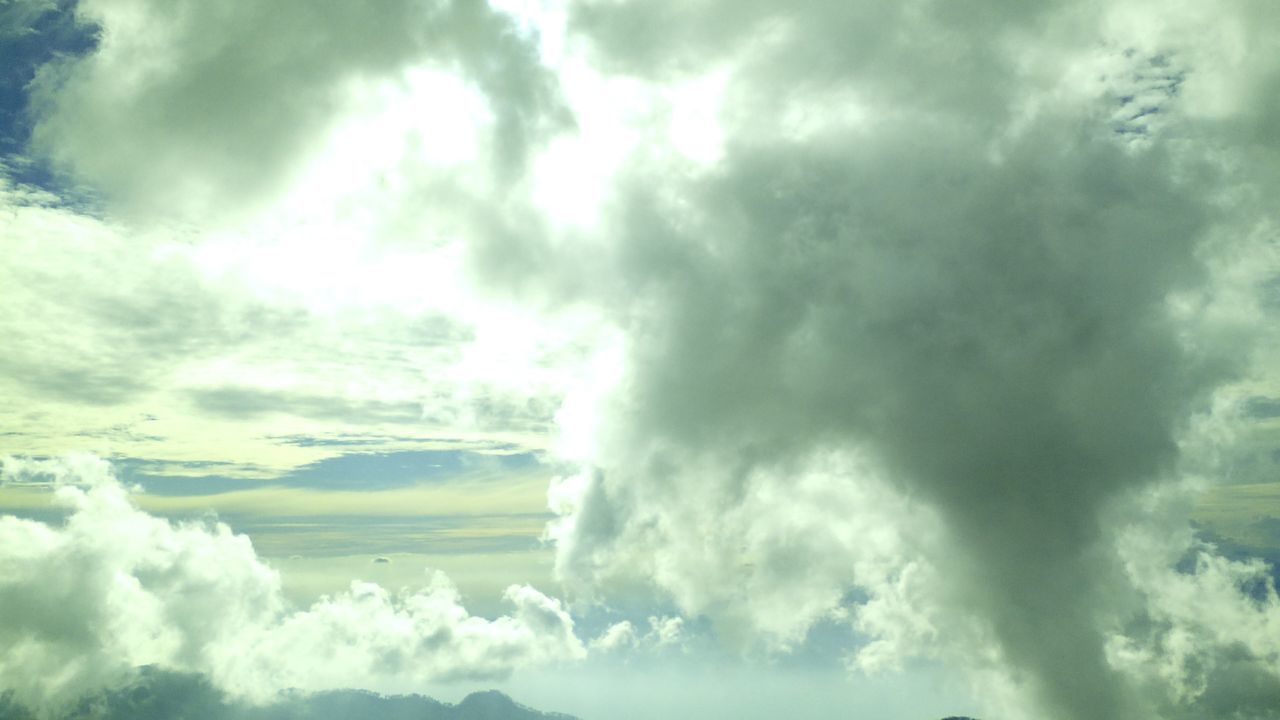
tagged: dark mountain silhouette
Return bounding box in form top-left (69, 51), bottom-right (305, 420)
top-left (452, 690), bottom-right (577, 720)
top-left (0, 668), bottom-right (577, 720)
top-left (0, 668), bottom-right (989, 720)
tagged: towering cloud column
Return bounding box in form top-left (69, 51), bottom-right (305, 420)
top-left (532, 2), bottom-right (1280, 718)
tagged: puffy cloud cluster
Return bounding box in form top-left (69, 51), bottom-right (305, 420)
top-left (1106, 492), bottom-right (1280, 718)
top-left (0, 456), bottom-right (585, 716)
top-left (550, 451), bottom-right (943, 654)
top-left (588, 615), bottom-right (686, 654)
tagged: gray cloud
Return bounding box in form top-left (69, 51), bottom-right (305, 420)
top-left (27, 0), bottom-right (567, 218)
top-left (499, 2), bottom-right (1280, 719)
top-left (1242, 397), bottom-right (1280, 420)
top-left (187, 386), bottom-right (425, 425)
top-left (559, 128), bottom-right (1227, 719)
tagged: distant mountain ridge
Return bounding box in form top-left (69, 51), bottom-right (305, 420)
top-left (0, 668), bottom-right (578, 720)
top-left (0, 668), bottom-right (988, 720)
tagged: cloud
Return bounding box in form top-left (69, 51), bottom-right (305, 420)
top-left (542, 122), bottom-right (1237, 712)
top-left (547, 451), bottom-right (941, 656)
top-left (26, 0), bottom-right (567, 219)
top-left (587, 615), bottom-right (687, 656)
top-left (1242, 396), bottom-right (1280, 420)
top-left (0, 181), bottom-right (301, 409)
top-left (588, 620), bottom-right (637, 653)
top-left (186, 386), bottom-right (426, 425)
top-left (0, 172), bottom-right (585, 473)
top-left (0, 455), bottom-right (584, 716)
top-left (481, 1), bottom-right (1280, 718)
top-left (1106, 492), bottom-right (1280, 719)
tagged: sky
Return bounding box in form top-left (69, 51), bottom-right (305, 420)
top-left (2, 1), bottom-right (1280, 719)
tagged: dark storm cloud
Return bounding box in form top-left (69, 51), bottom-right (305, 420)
top-left (495, 2), bottom-right (1280, 719)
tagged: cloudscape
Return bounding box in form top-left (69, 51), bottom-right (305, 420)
top-left (2, 1), bottom-right (1280, 719)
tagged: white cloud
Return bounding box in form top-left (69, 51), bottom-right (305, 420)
top-left (645, 615), bottom-right (685, 649)
top-left (1104, 490), bottom-right (1280, 718)
top-left (0, 455), bottom-right (585, 715)
top-left (589, 620), bottom-right (637, 653)
top-left (548, 450), bottom-right (942, 655)
top-left (28, 0), bottom-right (567, 221)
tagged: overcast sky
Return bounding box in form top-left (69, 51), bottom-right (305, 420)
top-left (3, 1), bottom-right (1280, 719)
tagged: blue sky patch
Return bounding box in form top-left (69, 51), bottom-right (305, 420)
top-left (0, 0), bottom-right (99, 189)
top-left (115, 449), bottom-right (544, 495)
top-left (278, 449), bottom-right (542, 490)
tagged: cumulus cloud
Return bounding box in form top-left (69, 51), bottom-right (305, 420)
top-left (549, 451), bottom-right (941, 654)
top-left (490, 1), bottom-right (1280, 718)
top-left (587, 615), bottom-right (687, 656)
top-left (0, 455), bottom-right (584, 716)
top-left (1103, 488), bottom-right (1280, 719)
top-left (588, 621), bottom-right (637, 653)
